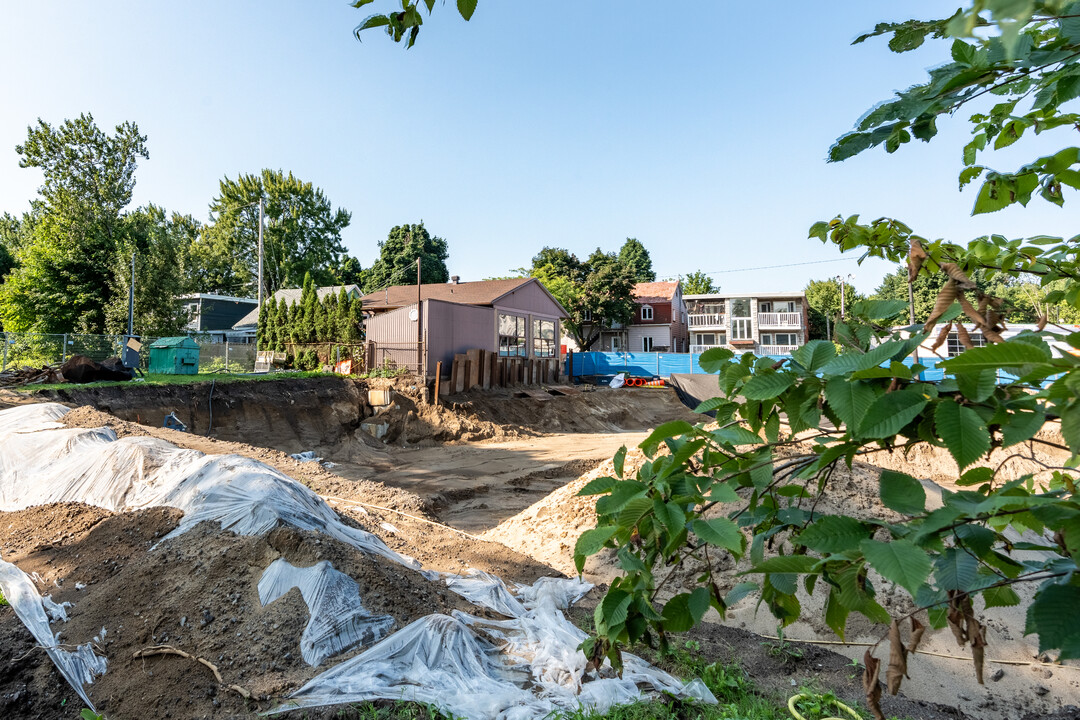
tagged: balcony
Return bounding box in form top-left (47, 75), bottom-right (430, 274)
top-left (690, 344), bottom-right (726, 354)
top-left (757, 312), bottom-right (801, 328)
top-left (688, 313), bottom-right (725, 328)
top-left (758, 344), bottom-right (799, 356)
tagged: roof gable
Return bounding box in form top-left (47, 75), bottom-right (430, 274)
top-left (633, 281), bottom-right (679, 303)
top-left (360, 277), bottom-right (537, 310)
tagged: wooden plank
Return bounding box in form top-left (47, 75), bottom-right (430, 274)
top-left (482, 350), bottom-right (492, 389)
top-left (434, 361), bottom-right (443, 403)
top-left (522, 388), bottom-right (553, 401)
top-left (467, 348), bottom-right (482, 389)
top-left (453, 354), bottom-right (467, 394)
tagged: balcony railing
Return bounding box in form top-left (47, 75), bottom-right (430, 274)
top-left (690, 344), bottom-right (725, 354)
top-left (758, 344), bottom-right (799, 356)
top-left (757, 312), bottom-right (801, 328)
top-left (688, 313), bottom-right (724, 328)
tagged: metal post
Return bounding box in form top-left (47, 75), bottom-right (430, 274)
top-left (416, 257), bottom-right (423, 376)
top-left (2, 333), bottom-right (6, 371)
top-left (62, 334), bottom-right (67, 363)
top-left (225, 341), bottom-right (230, 373)
top-left (258, 198), bottom-right (265, 309)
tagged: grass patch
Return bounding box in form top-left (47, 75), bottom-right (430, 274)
top-left (0, 590), bottom-right (7, 607)
top-left (20, 370), bottom-right (330, 393)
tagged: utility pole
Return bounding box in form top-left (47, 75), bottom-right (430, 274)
top-left (127, 251), bottom-right (136, 336)
top-left (836, 274), bottom-right (854, 319)
top-left (257, 198), bottom-right (265, 309)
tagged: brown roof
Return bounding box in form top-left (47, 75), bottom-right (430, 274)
top-left (632, 281), bottom-right (679, 303)
top-left (360, 277), bottom-right (539, 310)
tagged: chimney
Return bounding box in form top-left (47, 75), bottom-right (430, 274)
top-left (450, 276), bottom-right (460, 284)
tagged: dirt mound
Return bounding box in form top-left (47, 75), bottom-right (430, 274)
top-left (0, 503), bottom-right (488, 720)
top-left (58, 406), bottom-right (557, 583)
top-left (449, 386), bottom-right (702, 434)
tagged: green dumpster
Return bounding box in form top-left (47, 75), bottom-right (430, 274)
top-left (148, 336), bottom-right (200, 375)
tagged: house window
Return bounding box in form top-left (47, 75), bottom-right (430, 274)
top-left (643, 336), bottom-right (654, 352)
top-left (498, 313), bottom-right (527, 357)
top-left (731, 299), bottom-right (751, 317)
top-left (732, 318), bottom-right (752, 340)
top-left (582, 309), bottom-right (592, 322)
top-left (947, 330), bottom-right (986, 357)
top-left (773, 333), bottom-right (798, 346)
top-left (641, 305), bottom-right (654, 321)
top-left (759, 302), bottom-right (772, 313)
top-left (699, 333), bottom-right (716, 346)
top-left (611, 335), bottom-right (621, 351)
top-left (532, 318), bottom-right (556, 358)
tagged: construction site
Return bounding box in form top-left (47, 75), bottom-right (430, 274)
top-left (0, 370), bottom-right (1078, 720)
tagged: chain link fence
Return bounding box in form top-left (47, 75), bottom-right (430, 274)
top-left (0, 332), bottom-right (259, 373)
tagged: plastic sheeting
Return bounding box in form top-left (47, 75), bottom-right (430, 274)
top-left (270, 574), bottom-right (715, 719)
top-left (0, 403), bottom-right (422, 573)
top-left (0, 554), bottom-right (107, 712)
top-left (259, 558), bottom-right (396, 666)
top-left (0, 403), bottom-right (717, 719)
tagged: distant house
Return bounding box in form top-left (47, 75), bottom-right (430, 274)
top-left (361, 277), bottom-right (568, 376)
top-left (230, 285), bottom-right (362, 339)
top-left (685, 291), bottom-right (808, 356)
top-left (567, 281), bottom-right (689, 353)
top-left (179, 294), bottom-right (258, 342)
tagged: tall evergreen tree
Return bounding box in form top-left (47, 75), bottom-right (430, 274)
top-left (618, 237), bottom-right (656, 283)
top-left (364, 222), bottom-right (449, 291)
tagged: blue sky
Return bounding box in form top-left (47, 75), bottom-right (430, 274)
top-left (0, 2), bottom-right (1074, 295)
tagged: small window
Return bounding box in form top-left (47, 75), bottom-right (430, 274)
top-left (947, 330), bottom-right (985, 357)
top-left (774, 333), bottom-right (797, 345)
top-left (731, 299), bottom-right (750, 317)
top-left (582, 309), bottom-right (592, 322)
top-left (760, 334), bottom-right (773, 345)
top-left (759, 302), bottom-right (773, 313)
top-left (699, 333), bottom-right (716, 346)
top-left (643, 336), bottom-right (654, 352)
top-left (641, 305), bottom-right (654, 321)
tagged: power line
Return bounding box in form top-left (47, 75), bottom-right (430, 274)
top-left (702, 257), bottom-right (859, 276)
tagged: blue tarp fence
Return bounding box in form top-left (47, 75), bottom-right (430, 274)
top-left (563, 351), bottom-right (1005, 384)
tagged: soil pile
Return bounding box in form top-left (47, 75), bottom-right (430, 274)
top-left (483, 440), bottom-right (1080, 720)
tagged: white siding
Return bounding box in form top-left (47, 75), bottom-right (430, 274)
top-left (628, 325), bottom-right (670, 352)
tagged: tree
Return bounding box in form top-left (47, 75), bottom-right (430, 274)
top-left (352, 0), bottom-right (477, 48)
top-left (0, 114), bottom-right (149, 333)
top-left (334, 255), bottom-right (367, 287)
top-left (681, 270), bottom-right (716, 295)
top-left (191, 169), bottom-right (351, 297)
top-left (872, 267), bottom-right (1040, 324)
top-left (576, 7), bottom-right (1080, 716)
top-left (0, 213), bottom-right (26, 281)
top-left (529, 247), bottom-right (636, 350)
top-left (364, 222), bottom-right (449, 291)
top-left (803, 277), bottom-right (861, 340)
top-left (618, 238), bottom-right (656, 283)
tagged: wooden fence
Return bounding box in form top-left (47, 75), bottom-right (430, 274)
top-left (440, 349), bottom-right (560, 396)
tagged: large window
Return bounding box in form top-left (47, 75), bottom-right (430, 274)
top-left (642, 336), bottom-right (654, 352)
top-left (730, 298), bottom-right (751, 317)
top-left (532, 318), bottom-right (556, 358)
top-left (732, 318), bottom-right (752, 340)
top-left (762, 333), bottom-right (798, 346)
top-left (641, 305), bottom-right (654, 321)
top-left (498, 313), bottom-right (527, 356)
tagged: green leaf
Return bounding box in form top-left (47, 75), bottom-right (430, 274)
top-left (861, 539), bottom-right (932, 595)
top-left (725, 582), bottom-right (758, 607)
top-left (1002, 409), bottom-right (1046, 448)
top-left (820, 340), bottom-right (905, 376)
top-left (824, 378), bottom-right (876, 430)
top-left (934, 547), bottom-right (979, 592)
top-left (879, 469), bottom-right (926, 515)
top-left (574, 527), bottom-right (618, 572)
top-left (595, 482), bottom-right (647, 515)
top-left (692, 517), bottom-right (744, 554)
top-left (939, 341), bottom-right (1051, 372)
top-left (955, 369), bottom-right (997, 402)
top-left (578, 476), bottom-right (618, 496)
top-left (797, 515), bottom-right (871, 554)
top-left (982, 585), bottom-right (1021, 609)
top-left (600, 588), bottom-right (632, 628)
top-left (613, 446), bottom-right (627, 478)
top-left (935, 399), bottom-right (991, 471)
top-left (662, 589), bottom-right (710, 632)
top-left (956, 466), bottom-right (994, 487)
top-left (705, 481), bottom-right (740, 504)
top-left (858, 389), bottom-right (928, 438)
top-left (742, 371), bottom-right (796, 400)
top-left (694, 396), bottom-right (729, 413)
top-left (791, 340), bottom-right (837, 372)
top-left (699, 347), bottom-right (735, 373)
top-left (1027, 584), bottom-right (1080, 659)
top-left (748, 555), bottom-right (822, 574)
top-left (712, 426), bottom-right (763, 445)
top-left (616, 497), bottom-right (653, 529)
top-left (640, 421), bottom-right (695, 454)
top-left (456, 0), bottom-right (477, 21)
top-left (824, 589), bottom-right (850, 640)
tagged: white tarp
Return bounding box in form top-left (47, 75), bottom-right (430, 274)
top-left (258, 558), bottom-right (396, 666)
top-left (0, 554), bottom-right (107, 712)
top-left (0, 403), bottom-right (716, 719)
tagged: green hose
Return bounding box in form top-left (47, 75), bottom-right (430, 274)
top-left (787, 692), bottom-right (861, 720)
